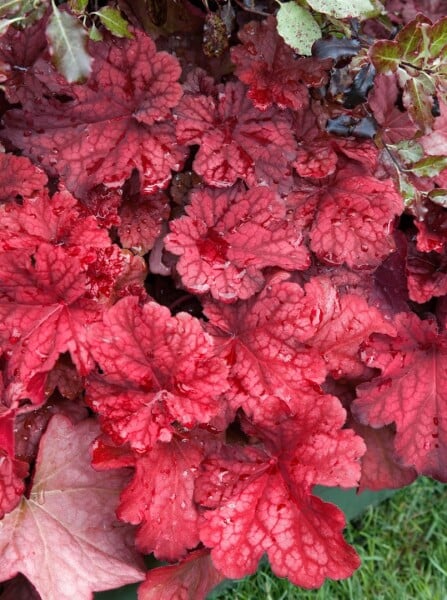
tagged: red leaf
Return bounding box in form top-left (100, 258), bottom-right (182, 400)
top-left (298, 276), bottom-right (396, 378)
top-left (166, 186), bottom-right (309, 302)
top-left (118, 191), bottom-right (170, 255)
top-left (231, 16), bottom-right (330, 111)
top-left (0, 153), bottom-right (47, 202)
top-left (0, 17), bottom-right (47, 104)
top-left (414, 203), bottom-right (447, 253)
top-left (117, 438), bottom-right (204, 560)
top-left (0, 188), bottom-right (110, 254)
top-left (310, 175), bottom-right (403, 268)
top-left (368, 74), bottom-right (418, 144)
top-left (406, 243), bottom-right (447, 303)
top-left (203, 273), bottom-right (327, 422)
top-left (351, 422), bottom-right (417, 492)
top-left (196, 399), bottom-right (365, 587)
top-left (0, 415), bottom-right (144, 598)
top-left (0, 245), bottom-right (100, 391)
top-left (138, 549), bottom-right (225, 600)
top-left (87, 297), bottom-right (229, 451)
top-left (175, 81), bottom-right (296, 187)
top-left (3, 31), bottom-right (186, 197)
top-left (354, 313), bottom-right (447, 480)
top-left (0, 451), bottom-right (28, 519)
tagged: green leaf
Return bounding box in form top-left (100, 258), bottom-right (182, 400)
top-left (0, 15), bottom-right (22, 33)
top-left (95, 6), bottom-right (133, 39)
top-left (369, 40), bottom-right (402, 73)
top-left (89, 22), bottom-right (103, 41)
top-left (68, 0), bottom-right (88, 14)
top-left (393, 140), bottom-right (424, 165)
top-left (410, 155), bottom-right (447, 177)
top-left (395, 16), bottom-right (426, 65)
top-left (46, 2), bottom-right (92, 83)
top-left (276, 2), bottom-right (321, 56)
top-left (0, 0), bottom-right (22, 18)
top-left (402, 76), bottom-right (435, 131)
top-left (428, 189), bottom-right (447, 207)
top-left (306, 0), bottom-right (376, 18)
top-left (429, 17), bottom-right (447, 59)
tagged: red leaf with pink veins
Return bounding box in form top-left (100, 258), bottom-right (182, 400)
top-left (175, 81), bottom-right (296, 187)
top-left (310, 175), bottom-right (403, 268)
top-left (166, 186), bottom-right (309, 302)
top-left (203, 274), bottom-right (327, 422)
top-left (139, 548), bottom-right (225, 600)
top-left (118, 192), bottom-right (170, 255)
top-left (196, 399), bottom-right (364, 587)
top-left (0, 416), bottom-right (144, 599)
top-left (0, 153), bottom-right (47, 201)
top-left (87, 297), bottom-right (229, 451)
top-left (0, 244), bottom-right (100, 391)
top-left (353, 312), bottom-right (447, 480)
top-left (231, 16), bottom-right (330, 111)
top-left (350, 422), bottom-right (417, 492)
top-left (86, 375), bottom-right (174, 452)
top-left (3, 31), bottom-right (186, 197)
top-left (0, 188), bottom-right (110, 254)
top-left (117, 438), bottom-right (204, 560)
top-left (299, 277), bottom-right (396, 378)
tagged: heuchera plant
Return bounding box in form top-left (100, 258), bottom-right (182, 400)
top-left (0, 0), bottom-right (446, 597)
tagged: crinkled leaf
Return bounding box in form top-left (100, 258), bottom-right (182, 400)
top-left (117, 438), bottom-right (204, 560)
top-left (3, 30), bottom-right (185, 197)
top-left (196, 401), bottom-right (365, 587)
top-left (231, 16), bottom-right (330, 111)
top-left (298, 276), bottom-right (396, 378)
top-left (166, 186), bottom-right (309, 303)
top-left (95, 6), bottom-right (133, 39)
top-left (354, 313), bottom-right (447, 480)
top-left (276, 2), bottom-right (321, 57)
top-left (46, 3), bottom-right (92, 83)
top-left (310, 176), bottom-right (403, 269)
top-left (0, 188), bottom-right (110, 254)
top-left (175, 81), bottom-right (296, 188)
top-left (118, 192), bottom-right (169, 255)
top-left (87, 296), bottom-right (229, 451)
top-left (0, 244), bottom-right (99, 392)
top-left (203, 274), bottom-right (327, 422)
top-left (138, 549), bottom-right (225, 600)
top-left (0, 416), bottom-right (144, 599)
top-left (0, 153), bottom-right (47, 201)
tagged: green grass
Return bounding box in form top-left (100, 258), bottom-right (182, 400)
top-left (214, 477), bottom-right (447, 600)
